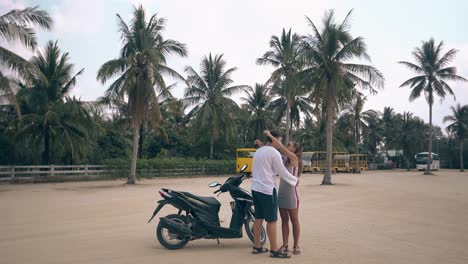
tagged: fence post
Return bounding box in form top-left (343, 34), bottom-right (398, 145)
top-left (85, 165), bottom-right (89, 176)
top-left (10, 166), bottom-right (15, 181)
top-left (51, 164), bottom-right (55, 176)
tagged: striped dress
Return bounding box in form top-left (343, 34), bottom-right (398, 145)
top-left (278, 163), bottom-right (299, 209)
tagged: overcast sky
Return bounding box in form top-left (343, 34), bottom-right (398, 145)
top-left (1, 0), bottom-right (467, 129)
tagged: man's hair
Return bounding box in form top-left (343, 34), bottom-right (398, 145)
top-left (265, 130), bottom-right (281, 143)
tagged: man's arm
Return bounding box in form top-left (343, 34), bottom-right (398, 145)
top-left (271, 150), bottom-right (298, 186)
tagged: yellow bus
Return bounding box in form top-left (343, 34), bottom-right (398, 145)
top-left (332, 154), bottom-right (352, 172)
top-left (236, 148), bottom-right (256, 174)
top-left (303, 151), bottom-right (348, 173)
top-left (350, 154), bottom-right (368, 171)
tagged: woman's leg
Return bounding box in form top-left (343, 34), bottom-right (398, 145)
top-left (288, 208), bottom-right (300, 249)
top-left (279, 208), bottom-right (290, 248)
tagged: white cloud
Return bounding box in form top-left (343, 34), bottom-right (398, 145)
top-left (364, 42), bottom-right (468, 130)
top-left (158, 0), bottom-right (328, 100)
top-left (50, 0), bottom-right (105, 34)
top-left (128, 0), bottom-right (155, 10)
top-left (0, 0), bottom-right (26, 10)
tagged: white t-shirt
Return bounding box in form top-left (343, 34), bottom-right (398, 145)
top-left (251, 145), bottom-right (298, 195)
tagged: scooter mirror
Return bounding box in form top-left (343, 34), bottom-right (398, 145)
top-left (240, 164), bottom-right (248, 172)
top-left (208, 182), bottom-right (221, 188)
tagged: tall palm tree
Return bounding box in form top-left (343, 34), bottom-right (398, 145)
top-left (361, 110), bottom-right (383, 162)
top-left (0, 6), bottom-right (52, 118)
top-left (443, 104), bottom-right (468, 172)
top-left (267, 80), bottom-right (313, 138)
top-left (16, 41), bottom-right (90, 165)
top-left (184, 53), bottom-right (248, 159)
top-left (381, 106), bottom-right (398, 151)
top-left (257, 28), bottom-right (306, 142)
top-left (342, 93), bottom-right (377, 172)
top-left (398, 112), bottom-right (425, 170)
top-left (399, 38), bottom-right (467, 174)
top-left (97, 6), bottom-right (187, 184)
top-left (302, 10), bottom-right (384, 185)
top-left (240, 83), bottom-right (275, 141)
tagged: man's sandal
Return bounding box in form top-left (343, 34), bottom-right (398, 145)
top-left (279, 245), bottom-right (289, 253)
top-left (252, 246), bottom-right (268, 254)
top-left (270, 249), bottom-right (291, 258)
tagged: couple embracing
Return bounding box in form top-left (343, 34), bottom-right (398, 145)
top-left (251, 130), bottom-right (302, 258)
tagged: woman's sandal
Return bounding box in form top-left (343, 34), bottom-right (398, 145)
top-left (270, 249), bottom-right (291, 258)
top-left (252, 246), bottom-right (269, 254)
top-left (293, 246), bottom-right (301, 255)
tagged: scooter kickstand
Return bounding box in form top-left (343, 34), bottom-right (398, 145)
top-left (217, 238), bottom-right (220, 245)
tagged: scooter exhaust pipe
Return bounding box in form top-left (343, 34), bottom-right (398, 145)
top-left (159, 217), bottom-right (192, 236)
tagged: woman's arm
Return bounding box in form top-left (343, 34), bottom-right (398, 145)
top-left (264, 130), bottom-right (298, 167)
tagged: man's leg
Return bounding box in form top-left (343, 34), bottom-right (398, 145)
top-left (266, 220), bottom-right (278, 252)
top-left (253, 218), bottom-right (264, 248)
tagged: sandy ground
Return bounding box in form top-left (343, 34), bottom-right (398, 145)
top-left (1, 170), bottom-right (468, 264)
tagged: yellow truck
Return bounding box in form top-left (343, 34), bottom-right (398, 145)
top-left (236, 148), bottom-right (256, 174)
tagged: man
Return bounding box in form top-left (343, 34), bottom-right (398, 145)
top-left (251, 130), bottom-right (298, 258)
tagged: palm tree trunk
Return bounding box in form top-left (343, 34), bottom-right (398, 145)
top-left (425, 103), bottom-right (433, 175)
top-left (209, 133), bottom-right (214, 160)
top-left (129, 125), bottom-right (139, 184)
top-left (138, 124), bottom-right (144, 159)
top-left (322, 84), bottom-right (334, 185)
top-left (286, 99), bottom-right (291, 143)
top-left (355, 125), bottom-right (360, 173)
top-left (461, 140), bottom-right (464, 172)
top-left (42, 125), bottom-right (50, 165)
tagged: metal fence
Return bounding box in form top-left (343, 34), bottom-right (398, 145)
top-left (0, 164), bottom-right (235, 183)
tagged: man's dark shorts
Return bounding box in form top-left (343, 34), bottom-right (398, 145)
top-left (252, 188), bottom-right (278, 222)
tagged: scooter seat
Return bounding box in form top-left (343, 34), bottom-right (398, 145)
top-left (181, 192), bottom-right (221, 206)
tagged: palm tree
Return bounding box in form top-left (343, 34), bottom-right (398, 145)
top-left (361, 111), bottom-right (383, 162)
top-left (398, 112), bottom-right (425, 170)
top-left (342, 93), bottom-right (377, 172)
top-left (0, 6), bottom-right (52, 118)
top-left (257, 28), bottom-right (306, 142)
top-left (381, 107), bottom-right (398, 151)
top-left (16, 41), bottom-right (90, 165)
top-left (184, 53), bottom-right (248, 159)
top-left (399, 38), bottom-right (467, 174)
top-left (443, 104), bottom-right (468, 172)
top-left (302, 10), bottom-right (384, 185)
top-left (267, 81), bottom-right (313, 138)
top-left (240, 83), bottom-right (275, 141)
top-left (97, 6), bottom-right (187, 184)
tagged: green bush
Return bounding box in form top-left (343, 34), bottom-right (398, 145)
top-left (102, 158), bottom-right (236, 178)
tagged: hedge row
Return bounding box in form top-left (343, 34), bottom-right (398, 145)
top-left (102, 158), bottom-right (237, 177)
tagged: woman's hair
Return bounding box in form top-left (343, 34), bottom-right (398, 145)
top-left (286, 141), bottom-right (303, 176)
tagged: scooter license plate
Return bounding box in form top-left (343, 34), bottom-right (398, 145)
top-left (230, 201), bottom-right (235, 210)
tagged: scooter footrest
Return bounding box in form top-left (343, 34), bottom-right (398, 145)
top-left (206, 225), bottom-right (242, 238)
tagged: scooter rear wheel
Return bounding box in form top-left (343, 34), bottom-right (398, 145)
top-left (244, 217), bottom-right (266, 246)
top-left (156, 214), bottom-right (189, 250)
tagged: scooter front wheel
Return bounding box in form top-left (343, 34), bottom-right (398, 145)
top-left (244, 217), bottom-right (266, 246)
top-left (156, 214), bottom-right (189, 250)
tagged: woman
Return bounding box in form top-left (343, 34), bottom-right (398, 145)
top-left (264, 130), bottom-right (302, 255)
